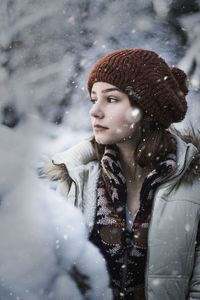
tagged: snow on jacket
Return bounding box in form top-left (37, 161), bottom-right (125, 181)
top-left (44, 133), bottom-right (200, 300)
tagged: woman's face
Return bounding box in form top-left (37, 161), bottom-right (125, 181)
top-left (89, 82), bottom-right (142, 145)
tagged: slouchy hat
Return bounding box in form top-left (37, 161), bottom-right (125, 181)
top-left (87, 48), bottom-right (188, 128)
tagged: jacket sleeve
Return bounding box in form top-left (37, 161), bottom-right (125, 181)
top-left (188, 223), bottom-right (200, 299)
top-left (56, 180), bottom-right (70, 198)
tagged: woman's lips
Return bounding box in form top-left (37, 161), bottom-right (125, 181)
top-left (93, 124), bottom-right (109, 131)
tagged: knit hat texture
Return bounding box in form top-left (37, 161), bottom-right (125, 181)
top-left (87, 48), bottom-right (188, 128)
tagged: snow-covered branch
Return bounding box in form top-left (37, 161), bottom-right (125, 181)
top-left (178, 13), bottom-right (200, 91)
top-left (0, 125), bottom-right (112, 300)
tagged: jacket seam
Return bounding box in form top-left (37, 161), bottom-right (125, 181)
top-left (160, 197), bottom-right (200, 204)
top-left (148, 274), bottom-right (188, 279)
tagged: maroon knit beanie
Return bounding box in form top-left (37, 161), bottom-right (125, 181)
top-left (87, 48), bottom-right (188, 128)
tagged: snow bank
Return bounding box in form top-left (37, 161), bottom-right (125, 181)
top-left (0, 125), bottom-right (112, 300)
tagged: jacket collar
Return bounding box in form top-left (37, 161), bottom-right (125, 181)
top-left (52, 140), bottom-right (97, 179)
top-left (51, 134), bottom-right (199, 183)
top-left (164, 133), bottom-right (198, 182)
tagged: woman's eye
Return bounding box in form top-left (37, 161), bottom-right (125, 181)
top-left (107, 97), bottom-right (118, 103)
top-left (90, 98), bottom-right (97, 104)
top-left (90, 97), bottom-right (118, 104)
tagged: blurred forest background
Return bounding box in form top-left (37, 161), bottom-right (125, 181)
top-left (0, 0), bottom-right (200, 152)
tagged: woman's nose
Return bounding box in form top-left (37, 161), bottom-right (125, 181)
top-left (89, 102), bottom-right (104, 119)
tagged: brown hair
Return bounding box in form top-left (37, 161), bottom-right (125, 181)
top-left (135, 117), bottom-right (177, 168)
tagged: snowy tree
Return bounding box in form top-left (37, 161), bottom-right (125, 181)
top-left (0, 124), bottom-right (112, 300)
top-left (178, 12), bottom-right (200, 91)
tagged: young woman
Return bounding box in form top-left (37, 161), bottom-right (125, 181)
top-left (45, 48), bottom-right (200, 300)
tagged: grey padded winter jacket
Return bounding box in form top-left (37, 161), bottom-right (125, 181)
top-left (45, 134), bottom-right (200, 300)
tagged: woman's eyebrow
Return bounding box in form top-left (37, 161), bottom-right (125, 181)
top-left (91, 88), bottom-right (121, 95)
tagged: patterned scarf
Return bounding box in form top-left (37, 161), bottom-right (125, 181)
top-left (90, 142), bottom-right (177, 299)
top-left (101, 145), bottom-right (127, 219)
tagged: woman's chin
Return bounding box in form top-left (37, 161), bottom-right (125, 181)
top-left (94, 136), bottom-right (121, 145)
top-left (95, 138), bottom-right (109, 145)
top-left (94, 136), bottom-right (112, 145)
